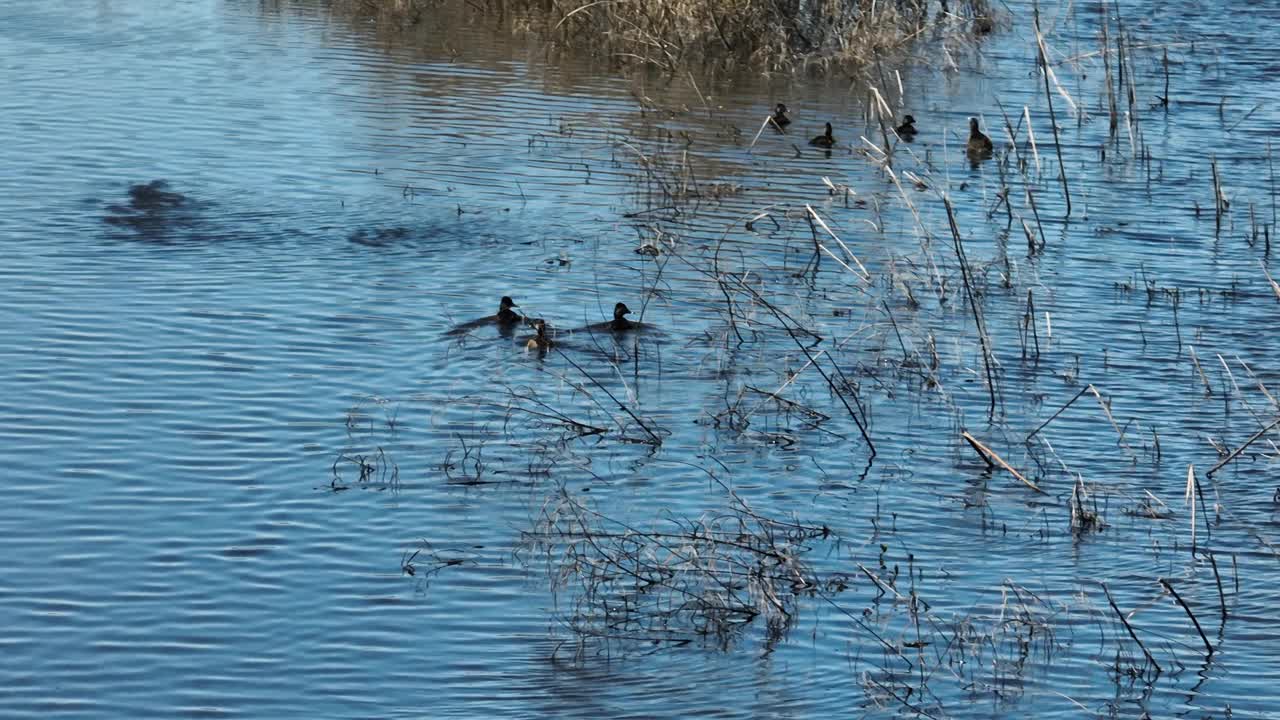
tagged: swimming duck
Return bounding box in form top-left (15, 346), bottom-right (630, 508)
top-left (524, 318), bottom-right (553, 352)
top-left (445, 295), bottom-right (524, 336)
top-left (895, 114), bottom-right (918, 139)
top-left (577, 302), bottom-right (636, 333)
top-left (809, 123), bottom-right (836, 148)
top-left (966, 117), bottom-right (993, 159)
top-left (771, 103), bottom-right (791, 129)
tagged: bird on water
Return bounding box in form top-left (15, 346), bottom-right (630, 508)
top-left (445, 295), bottom-right (524, 336)
top-left (895, 114), bottom-right (918, 140)
top-left (771, 103), bottom-right (791, 129)
top-left (966, 117), bottom-right (993, 160)
top-left (524, 318), bottom-right (553, 352)
top-left (809, 122), bottom-right (836, 149)
top-left (576, 302), bottom-right (637, 333)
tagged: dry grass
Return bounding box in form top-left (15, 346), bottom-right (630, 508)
top-left (339, 0), bottom-right (998, 72)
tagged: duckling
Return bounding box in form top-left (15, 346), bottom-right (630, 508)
top-left (966, 117), bottom-right (994, 160)
top-left (445, 295), bottom-right (524, 336)
top-left (809, 122), bottom-right (836, 149)
top-left (895, 114), bottom-right (918, 140)
top-left (524, 318), bottom-right (553, 352)
top-left (771, 103), bottom-right (791, 129)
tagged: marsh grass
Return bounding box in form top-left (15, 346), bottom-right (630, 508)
top-left (340, 0), bottom-right (999, 72)
top-left (320, 0), bottom-right (1280, 708)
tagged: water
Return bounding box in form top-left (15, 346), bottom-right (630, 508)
top-left (2, 0), bottom-right (1280, 716)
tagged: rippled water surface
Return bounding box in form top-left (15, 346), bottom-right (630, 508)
top-left (3, 0), bottom-right (1280, 717)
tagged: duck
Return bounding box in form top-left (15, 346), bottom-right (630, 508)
top-left (895, 114), bottom-right (918, 140)
top-left (809, 122), bottom-right (836, 149)
top-left (771, 103), bottom-right (791, 129)
top-left (966, 117), bottom-right (993, 159)
top-left (445, 295), bottom-right (524, 336)
top-left (524, 318), bottom-right (553, 352)
top-left (577, 302), bottom-right (636, 333)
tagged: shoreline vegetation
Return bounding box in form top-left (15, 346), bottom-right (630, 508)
top-left (324, 0), bottom-right (1278, 710)
top-left (337, 0), bottom-right (998, 72)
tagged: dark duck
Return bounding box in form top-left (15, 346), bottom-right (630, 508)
top-left (575, 302), bottom-right (639, 333)
top-left (771, 103), bottom-right (791, 129)
top-left (445, 296), bottom-right (524, 336)
top-left (966, 117), bottom-right (993, 161)
top-left (809, 122), bottom-right (836, 149)
top-left (895, 114), bottom-right (917, 140)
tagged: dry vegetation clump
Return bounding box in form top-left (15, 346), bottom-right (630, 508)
top-left (338, 0), bottom-right (998, 72)
top-left (519, 483), bottom-right (833, 649)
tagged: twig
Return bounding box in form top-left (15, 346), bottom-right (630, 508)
top-left (1026, 386), bottom-right (1089, 441)
top-left (962, 431), bottom-right (1045, 493)
top-left (1035, 4), bottom-right (1072, 215)
top-left (943, 195), bottom-right (999, 416)
top-left (553, 348), bottom-right (663, 445)
top-left (1158, 578), bottom-right (1214, 656)
top-left (1206, 415), bottom-right (1280, 477)
top-left (1208, 552), bottom-right (1228, 625)
top-left (1101, 582), bottom-right (1162, 674)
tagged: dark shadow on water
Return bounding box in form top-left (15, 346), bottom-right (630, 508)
top-left (349, 226), bottom-right (411, 248)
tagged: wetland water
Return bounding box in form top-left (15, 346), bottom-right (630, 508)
top-left (2, 0), bottom-right (1280, 717)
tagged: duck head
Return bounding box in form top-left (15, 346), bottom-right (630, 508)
top-left (525, 318), bottom-right (550, 351)
top-left (497, 295), bottom-right (521, 322)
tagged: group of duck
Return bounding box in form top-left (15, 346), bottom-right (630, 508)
top-left (446, 296), bottom-right (645, 353)
top-left (769, 103), bottom-right (994, 160)
top-left (449, 108), bottom-right (996, 354)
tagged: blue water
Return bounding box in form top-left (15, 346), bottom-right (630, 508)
top-left (2, 0), bottom-right (1280, 717)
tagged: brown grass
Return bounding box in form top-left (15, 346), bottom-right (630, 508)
top-left (339, 0), bottom-right (997, 73)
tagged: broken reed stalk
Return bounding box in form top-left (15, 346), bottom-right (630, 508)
top-left (1034, 4), bottom-right (1072, 216)
top-left (734, 279), bottom-right (877, 457)
top-left (1087, 384), bottom-right (1135, 456)
top-left (806, 205), bottom-right (872, 281)
top-left (1101, 582), bottom-right (1162, 674)
top-left (552, 348), bottom-right (664, 445)
top-left (1025, 289), bottom-right (1041, 361)
top-left (962, 431), bottom-right (1045, 493)
top-left (869, 85), bottom-right (895, 165)
top-left (504, 392), bottom-right (609, 437)
top-left (1270, 139), bottom-right (1277, 229)
top-left (1193, 464), bottom-right (1213, 547)
top-left (1026, 188), bottom-right (1046, 250)
top-left (995, 99), bottom-right (1024, 170)
top-left (1186, 464), bottom-right (1198, 549)
top-left (1026, 386), bottom-right (1087, 440)
top-left (1208, 552), bottom-right (1228, 624)
top-left (943, 195), bottom-right (998, 416)
top-left (1205, 415), bottom-right (1280, 477)
top-left (1023, 105), bottom-right (1041, 176)
top-left (712, 236), bottom-right (747, 345)
top-left (1159, 47), bottom-right (1170, 108)
top-left (1158, 578), bottom-right (1214, 656)
top-left (1189, 346), bottom-right (1213, 396)
top-left (1025, 384), bottom-right (1130, 454)
top-left (1261, 260), bottom-right (1280, 302)
top-left (1101, 13), bottom-right (1118, 136)
top-left (882, 301), bottom-right (912, 364)
top-left (1211, 156), bottom-right (1225, 233)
